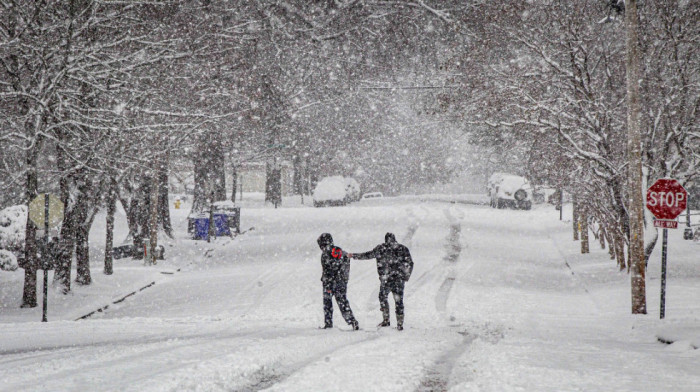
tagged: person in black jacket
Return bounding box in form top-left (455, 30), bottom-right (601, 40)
top-left (317, 233), bottom-right (359, 330)
top-left (349, 233), bottom-right (413, 330)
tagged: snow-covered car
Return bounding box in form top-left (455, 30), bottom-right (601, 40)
top-left (313, 176), bottom-right (348, 207)
top-left (361, 192), bottom-right (384, 200)
top-left (487, 173), bottom-right (533, 210)
top-left (344, 177), bottom-right (361, 203)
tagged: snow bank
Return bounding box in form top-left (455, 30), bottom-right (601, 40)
top-left (397, 193), bottom-right (490, 205)
top-left (657, 324), bottom-right (700, 350)
top-left (213, 200), bottom-right (236, 209)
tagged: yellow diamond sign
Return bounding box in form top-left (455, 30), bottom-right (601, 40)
top-left (28, 194), bottom-right (64, 228)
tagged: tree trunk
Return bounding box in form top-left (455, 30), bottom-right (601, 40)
top-left (265, 161), bottom-right (282, 208)
top-left (148, 161), bottom-right (159, 265)
top-left (146, 177), bottom-right (158, 265)
top-left (572, 197), bottom-right (579, 241)
top-left (54, 198), bottom-right (77, 294)
top-left (123, 196), bottom-right (140, 242)
top-left (21, 140), bottom-right (40, 308)
top-left (293, 155), bottom-right (303, 195)
top-left (104, 179), bottom-right (117, 275)
top-left (604, 227), bottom-right (616, 259)
top-left (580, 209), bottom-right (589, 254)
top-left (75, 222), bottom-right (91, 285)
top-left (216, 152), bottom-right (227, 201)
top-left (231, 165), bottom-right (238, 203)
top-left (54, 132), bottom-right (73, 293)
top-left (73, 166), bottom-right (95, 286)
top-left (157, 150), bottom-right (173, 238)
top-left (192, 154), bottom-right (208, 213)
top-left (614, 230), bottom-right (627, 271)
top-left (134, 177), bottom-right (152, 260)
top-left (191, 134), bottom-right (226, 211)
top-left (9, 0), bottom-right (38, 308)
top-left (21, 210), bottom-right (38, 307)
top-left (625, 0), bottom-right (646, 314)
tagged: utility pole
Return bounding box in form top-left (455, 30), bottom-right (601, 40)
top-left (625, 0), bottom-right (646, 314)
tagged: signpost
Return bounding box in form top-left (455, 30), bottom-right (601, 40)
top-left (645, 178), bottom-right (687, 319)
top-left (28, 193), bottom-right (64, 322)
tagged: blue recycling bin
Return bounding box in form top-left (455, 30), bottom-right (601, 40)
top-left (194, 218), bottom-right (210, 240)
top-left (193, 215), bottom-right (231, 240)
top-left (213, 214), bottom-right (231, 236)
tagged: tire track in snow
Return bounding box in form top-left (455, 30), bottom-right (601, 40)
top-left (1, 324), bottom-right (382, 392)
top-left (0, 326), bottom-right (318, 391)
top-left (435, 207), bottom-right (463, 313)
top-left (0, 324), bottom-right (292, 358)
top-left (237, 331), bottom-right (384, 391)
top-left (415, 324), bottom-right (506, 392)
top-left (546, 233), bottom-right (603, 313)
top-left (403, 205), bottom-right (466, 309)
top-left (415, 332), bottom-right (476, 392)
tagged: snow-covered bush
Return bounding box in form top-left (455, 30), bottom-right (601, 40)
top-left (0, 205), bottom-right (27, 253)
top-left (344, 177), bottom-right (361, 202)
top-left (0, 249), bottom-right (18, 271)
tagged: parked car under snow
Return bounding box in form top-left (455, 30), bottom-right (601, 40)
top-left (487, 173), bottom-right (533, 210)
top-left (313, 176), bottom-right (361, 207)
top-left (313, 176), bottom-right (348, 207)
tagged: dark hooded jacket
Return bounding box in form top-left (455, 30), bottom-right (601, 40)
top-left (353, 233), bottom-right (413, 282)
top-left (317, 233), bottom-right (351, 284)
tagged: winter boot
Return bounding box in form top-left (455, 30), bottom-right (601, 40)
top-left (322, 323), bottom-right (333, 329)
top-left (377, 309), bottom-right (391, 327)
top-left (396, 314), bottom-right (404, 331)
top-left (351, 320), bottom-right (360, 331)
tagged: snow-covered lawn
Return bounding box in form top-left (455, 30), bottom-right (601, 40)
top-left (0, 197), bottom-right (698, 391)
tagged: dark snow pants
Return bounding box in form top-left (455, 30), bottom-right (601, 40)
top-left (379, 277), bottom-right (405, 316)
top-left (323, 279), bottom-right (356, 326)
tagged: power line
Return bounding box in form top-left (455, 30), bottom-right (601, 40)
top-left (358, 85), bottom-right (460, 90)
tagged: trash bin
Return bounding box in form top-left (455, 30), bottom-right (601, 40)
top-left (213, 214), bottom-right (231, 236)
top-left (189, 203), bottom-right (241, 239)
top-left (194, 217), bottom-right (210, 240)
top-left (212, 201), bottom-right (241, 234)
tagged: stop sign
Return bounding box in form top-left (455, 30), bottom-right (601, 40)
top-left (646, 178), bottom-right (687, 220)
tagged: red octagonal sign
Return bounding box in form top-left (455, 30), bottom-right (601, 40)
top-left (646, 178), bottom-right (687, 220)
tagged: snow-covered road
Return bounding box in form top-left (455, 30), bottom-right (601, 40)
top-left (1, 199), bottom-right (698, 391)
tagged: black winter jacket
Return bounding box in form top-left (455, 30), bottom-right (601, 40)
top-left (320, 245), bottom-right (351, 284)
top-left (354, 238), bottom-right (413, 282)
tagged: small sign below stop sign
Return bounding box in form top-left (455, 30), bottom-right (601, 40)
top-left (646, 178), bottom-right (688, 221)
